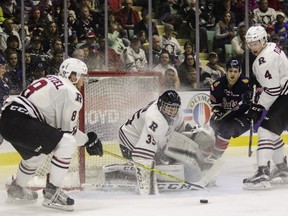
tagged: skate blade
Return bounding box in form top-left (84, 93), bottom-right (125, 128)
top-left (243, 181), bottom-right (271, 190)
top-left (42, 200), bottom-right (74, 211)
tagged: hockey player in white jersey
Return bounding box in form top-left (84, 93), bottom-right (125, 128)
top-left (0, 58), bottom-right (103, 211)
top-left (243, 25), bottom-right (288, 189)
top-left (118, 90), bottom-right (214, 194)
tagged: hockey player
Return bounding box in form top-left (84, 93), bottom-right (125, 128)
top-left (117, 90), bottom-right (213, 194)
top-left (0, 58), bottom-right (103, 211)
top-left (243, 25), bottom-right (288, 189)
top-left (205, 58), bottom-right (252, 163)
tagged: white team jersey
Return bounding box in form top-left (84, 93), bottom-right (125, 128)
top-left (120, 46), bottom-right (148, 72)
top-left (119, 100), bottom-right (185, 160)
top-left (252, 43), bottom-right (288, 109)
top-left (253, 7), bottom-right (276, 26)
top-left (3, 75), bottom-right (88, 146)
top-left (160, 36), bottom-right (182, 57)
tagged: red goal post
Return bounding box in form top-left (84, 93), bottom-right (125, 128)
top-left (78, 71), bottom-right (163, 187)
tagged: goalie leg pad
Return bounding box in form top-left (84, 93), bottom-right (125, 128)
top-left (165, 131), bottom-right (204, 166)
top-left (182, 125), bottom-right (216, 151)
top-left (103, 163), bottom-right (136, 184)
top-left (134, 159), bottom-right (159, 195)
top-left (155, 164), bottom-right (185, 182)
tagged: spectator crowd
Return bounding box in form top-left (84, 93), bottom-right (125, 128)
top-left (0, 0), bottom-right (288, 94)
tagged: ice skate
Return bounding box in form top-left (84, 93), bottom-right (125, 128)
top-left (42, 182), bottom-right (74, 211)
top-left (7, 179), bottom-right (38, 202)
top-left (243, 165), bottom-right (271, 190)
top-left (270, 157), bottom-right (288, 184)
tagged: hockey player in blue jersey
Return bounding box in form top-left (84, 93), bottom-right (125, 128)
top-left (204, 58), bottom-right (252, 163)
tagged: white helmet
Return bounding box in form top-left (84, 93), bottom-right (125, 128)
top-left (245, 25), bottom-right (268, 47)
top-left (59, 58), bottom-right (88, 84)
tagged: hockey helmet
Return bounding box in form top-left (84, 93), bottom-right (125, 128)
top-left (157, 90), bottom-right (181, 119)
top-left (59, 58), bottom-right (88, 84)
top-left (245, 25), bottom-right (268, 48)
top-left (226, 58), bottom-right (241, 71)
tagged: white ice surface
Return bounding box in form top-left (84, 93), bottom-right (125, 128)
top-left (1, 146), bottom-right (288, 216)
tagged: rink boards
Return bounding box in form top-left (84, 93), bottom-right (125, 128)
top-left (1, 90), bottom-right (287, 166)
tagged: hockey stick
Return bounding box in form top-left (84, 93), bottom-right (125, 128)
top-left (248, 85), bottom-right (257, 157)
top-left (216, 101), bottom-right (243, 121)
top-left (197, 159), bottom-right (224, 186)
top-left (103, 150), bottom-right (207, 191)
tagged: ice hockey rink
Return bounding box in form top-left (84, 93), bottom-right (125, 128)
top-left (1, 144), bottom-right (288, 216)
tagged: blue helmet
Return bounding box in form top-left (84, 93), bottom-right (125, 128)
top-left (226, 58), bottom-right (241, 71)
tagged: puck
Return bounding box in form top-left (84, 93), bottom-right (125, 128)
top-left (200, 199), bottom-right (208, 204)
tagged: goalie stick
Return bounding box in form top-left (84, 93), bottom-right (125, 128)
top-left (103, 150), bottom-right (207, 191)
top-left (248, 84), bottom-right (257, 157)
top-left (83, 182), bottom-right (204, 191)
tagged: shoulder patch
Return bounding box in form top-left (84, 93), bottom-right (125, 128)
top-left (213, 81), bottom-right (220, 87)
top-left (242, 79), bottom-right (249, 84)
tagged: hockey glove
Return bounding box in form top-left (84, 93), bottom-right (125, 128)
top-left (211, 106), bottom-right (224, 121)
top-left (247, 104), bottom-right (264, 123)
top-left (184, 123), bottom-right (200, 132)
top-left (242, 91), bottom-right (253, 106)
top-left (85, 132), bottom-right (103, 156)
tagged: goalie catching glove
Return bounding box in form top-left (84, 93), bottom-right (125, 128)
top-left (85, 132), bottom-right (103, 156)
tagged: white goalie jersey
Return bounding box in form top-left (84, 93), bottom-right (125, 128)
top-left (119, 100), bottom-right (185, 161)
top-left (3, 75), bottom-right (88, 146)
top-left (252, 42), bottom-right (288, 109)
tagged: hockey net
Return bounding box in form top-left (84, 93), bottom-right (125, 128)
top-left (27, 71), bottom-right (162, 189)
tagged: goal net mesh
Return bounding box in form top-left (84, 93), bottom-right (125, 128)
top-left (27, 72), bottom-right (162, 189)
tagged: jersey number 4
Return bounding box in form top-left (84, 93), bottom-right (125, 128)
top-left (265, 70), bottom-right (272, 79)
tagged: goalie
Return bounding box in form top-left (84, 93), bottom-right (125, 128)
top-left (114, 90), bottom-right (215, 195)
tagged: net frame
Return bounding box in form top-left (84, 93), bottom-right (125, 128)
top-left (78, 71), bottom-right (163, 187)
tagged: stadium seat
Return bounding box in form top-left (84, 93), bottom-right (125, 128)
top-left (207, 30), bottom-right (215, 53)
top-left (225, 44), bottom-right (232, 62)
top-left (200, 59), bottom-right (209, 67)
top-left (132, 6), bottom-right (142, 12)
top-left (157, 25), bottom-right (164, 35)
top-left (199, 52), bottom-right (208, 60)
top-left (177, 38), bottom-right (187, 46)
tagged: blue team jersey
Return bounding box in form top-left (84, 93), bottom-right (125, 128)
top-left (0, 78), bottom-right (9, 111)
top-left (210, 75), bottom-right (250, 117)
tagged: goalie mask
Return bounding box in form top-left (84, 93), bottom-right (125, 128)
top-left (157, 90), bottom-right (181, 119)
